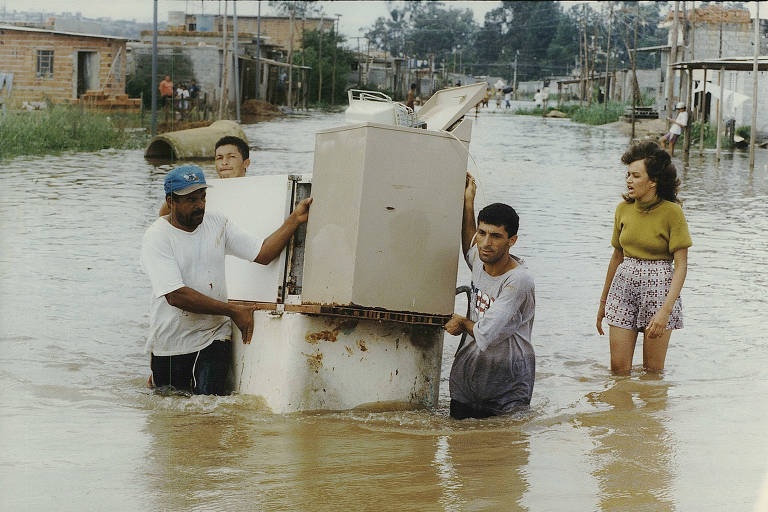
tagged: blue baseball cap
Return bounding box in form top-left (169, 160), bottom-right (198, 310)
top-left (164, 165), bottom-right (212, 196)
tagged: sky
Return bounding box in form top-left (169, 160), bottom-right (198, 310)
top-left (3, 0), bottom-right (768, 42)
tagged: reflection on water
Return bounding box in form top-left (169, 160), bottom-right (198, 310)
top-left (580, 376), bottom-right (674, 511)
top-left (1, 110), bottom-right (767, 511)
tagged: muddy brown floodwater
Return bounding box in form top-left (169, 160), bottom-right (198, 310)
top-left (1, 106), bottom-right (767, 511)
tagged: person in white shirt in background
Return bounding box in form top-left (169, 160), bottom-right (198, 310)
top-left (661, 102), bottom-right (688, 156)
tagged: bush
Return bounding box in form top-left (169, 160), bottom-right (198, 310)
top-left (0, 103), bottom-right (148, 159)
top-left (736, 125), bottom-right (751, 141)
top-left (569, 101), bottom-right (625, 125)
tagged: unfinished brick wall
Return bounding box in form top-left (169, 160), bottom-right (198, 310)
top-left (0, 28), bottom-right (127, 105)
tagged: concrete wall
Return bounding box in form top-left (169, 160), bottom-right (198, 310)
top-left (178, 14), bottom-right (335, 51)
top-left (0, 27), bottom-right (126, 104)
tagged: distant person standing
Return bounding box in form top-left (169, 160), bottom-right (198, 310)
top-left (159, 75), bottom-right (174, 108)
top-left (504, 89), bottom-right (512, 109)
top-left (445, 173), bottom-right (536, 419)
top-left (406, 83), bottom-right (417, 110)
top-left (495, 89), bottom-right (502, 109)
top-left (596, 141), bottom-right (691, 375)
top-left (660, 103), bottom-right (688, 156)
top-left (188, 79), bottom-right (200, 100)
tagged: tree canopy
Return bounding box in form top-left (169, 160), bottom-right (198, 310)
top-left (363, 0), bottom-right (671, 82)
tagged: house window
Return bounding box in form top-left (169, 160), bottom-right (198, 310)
top-left (36, 50), bottom-right (54, 77)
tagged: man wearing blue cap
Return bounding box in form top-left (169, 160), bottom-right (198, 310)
top-left (141, 165), bottom-right (312, 395)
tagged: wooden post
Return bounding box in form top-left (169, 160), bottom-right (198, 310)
top-left (604, 5), bottom-right (612, 112)
top-left (684, 67), bottom-right (693, 157)
top-left (716, 66), bottom-right (724, 161)
top-left (631, 5), bottom-right (639, 140)
top-left (666, 1), bottom-right (680, 131)
top-left (699, 67), bottom-right (707, 154)
top-left (749, 2), bottom-right (760, 171)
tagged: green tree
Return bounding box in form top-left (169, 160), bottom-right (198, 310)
top-left (296, 28), bottom-right (356, 105)
top-left (365, 1), bottom-right (476, 70)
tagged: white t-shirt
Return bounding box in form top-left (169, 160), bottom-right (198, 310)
top-left (671, 111), bottom-right (688, 135)
top-left (140, 211), bottom-right (263, 356)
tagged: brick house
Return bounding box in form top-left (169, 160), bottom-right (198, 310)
top-left (0, 24), bottom-right (133, 107)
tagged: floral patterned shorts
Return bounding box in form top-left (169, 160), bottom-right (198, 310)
top-left (605, 257), bottom-right (683, 332)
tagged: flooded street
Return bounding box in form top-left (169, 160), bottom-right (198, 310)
top-left (1, 109), bottom-right (767, 511)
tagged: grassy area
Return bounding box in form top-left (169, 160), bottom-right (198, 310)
top-left (513, 100), bottom-right (626, 125)
top-left (685, 121), bottom-right (742, 149)
top-left (0, 103), bottom-right (149, 160)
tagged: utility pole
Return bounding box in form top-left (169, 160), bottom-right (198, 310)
top-left (287, 8), bottom-right (295, 109)
top-left (233, 0), bottom-right (240, 123)
top-left (218, 0), bottom-right (229, 120)
top-left (356, 36), bottom-right (362, 85)
top-left (255, 0), bottom-right (261, 100)
top-left (331, 14), bottom-right (341, 105)
top-left (151, 0), bottom-right (158, 136)
top-left (317, 15), bottom-right (324, 103)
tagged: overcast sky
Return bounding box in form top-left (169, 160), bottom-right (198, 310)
top-left (3, 0), bottom-right (767, 41)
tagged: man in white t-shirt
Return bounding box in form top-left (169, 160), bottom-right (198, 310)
top-left (141, 165), bottom-right (311, 395)
top-left (661, 102), bottom-right (688, 156)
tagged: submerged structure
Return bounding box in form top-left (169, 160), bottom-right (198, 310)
top-left (205, 83), bottom-right (486, 413)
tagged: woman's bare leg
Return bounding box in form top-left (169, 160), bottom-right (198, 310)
top-left (610, 326), bottom-right (639, 375)
top-left (643, 330), bottom-right (672, 373)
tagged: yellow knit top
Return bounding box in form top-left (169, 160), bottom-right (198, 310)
top-left (611, 198), bottom-right (692, 260)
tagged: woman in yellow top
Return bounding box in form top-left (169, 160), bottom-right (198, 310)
top-left (596, 141), bottom-right (692, 375)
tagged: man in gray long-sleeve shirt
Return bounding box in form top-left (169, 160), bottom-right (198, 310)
top-left (444, 173), bottom-right (536, 419)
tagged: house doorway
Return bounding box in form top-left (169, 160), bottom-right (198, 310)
top-left (76, 51), bottom-right (99, 98)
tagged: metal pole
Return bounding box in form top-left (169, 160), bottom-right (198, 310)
top-left (749, 2), bottom-right (759, 171)
top-left (233, 0), bottom-right (240, 123)
top-left (255, 1), bottom-right (261, 100)
top-left (151, 0), bottom-right (158, 136)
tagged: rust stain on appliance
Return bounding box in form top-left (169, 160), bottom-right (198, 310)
top-left (302, 351), bottom-right (323, 373)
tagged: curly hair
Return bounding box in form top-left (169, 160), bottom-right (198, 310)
top-left (620, 140), bottom-right (681, 203)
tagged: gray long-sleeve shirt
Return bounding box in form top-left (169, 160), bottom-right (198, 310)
top-left (449, 245), bottom-right (536, 414)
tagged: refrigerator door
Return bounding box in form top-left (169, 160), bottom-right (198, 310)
top-left (416, 82), bottom-right (486, 131)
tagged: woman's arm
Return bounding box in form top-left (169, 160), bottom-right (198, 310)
top-left (645, 248), bottom-right (688, 338)
top-left (596, 247), bottom-right (624, 335)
